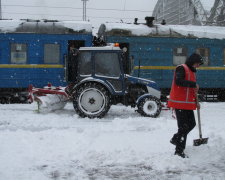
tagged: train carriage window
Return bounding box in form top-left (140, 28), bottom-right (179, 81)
top-left (44, 44), bottom-right (60, 63)
top-left (11, 43), bottom-right (27, 64)
top-left (173, 47), bottom-right (187, 65)
top-left (196, 48), bottom-right (209, 66)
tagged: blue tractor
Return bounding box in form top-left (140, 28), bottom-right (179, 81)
top-left (66, 45), bottom-right (162, 118)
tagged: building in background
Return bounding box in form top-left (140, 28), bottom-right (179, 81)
top-left (152, 0), bottom-right (225, 26)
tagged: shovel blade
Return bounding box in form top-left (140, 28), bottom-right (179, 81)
top-left (193, 138), bottom-right (209, 146)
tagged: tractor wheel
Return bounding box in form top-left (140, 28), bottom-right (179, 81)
top-left (137, 96), bottom-right (162, 118)
top-left (73, 82), bottom-right (110, 118)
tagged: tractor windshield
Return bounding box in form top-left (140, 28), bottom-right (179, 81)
top-left (94, 52), bottom-right (121, 77)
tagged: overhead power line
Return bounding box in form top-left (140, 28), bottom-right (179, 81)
top-left (2, 11), bottom-right (148, 21)
top-left (1, 3), bottom-right (155, 23)
top-left (2, 4), bottom-right (153, 13)
top-left (2, 11), bottom-right (82, 18)
top-left (2, 4), bottom-right (82, 10)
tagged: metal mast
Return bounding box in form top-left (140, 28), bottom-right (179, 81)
top-left (208, 0), bottom-right (225, 26)
top-left (81, 0), bottom-right (89, 21)
top-left (191, 0), bottom-right (208, 25)
top-left (0, 0), bottom-right (2, 20)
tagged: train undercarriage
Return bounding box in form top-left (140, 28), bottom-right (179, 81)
top-left (0, 88), bottom-right (28, 104)
top-left (1, 87), bottom-right (225, 105)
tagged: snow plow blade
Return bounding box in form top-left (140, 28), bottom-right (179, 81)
top-left (35, 94), bottom-right (68, 111)
top-left (193, 138), bottom-right (208, 146)
top-left (28, 84), bottom-right (69, 111)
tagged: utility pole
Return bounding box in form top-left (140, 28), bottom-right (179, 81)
top-left (81, 0), bottom-right (89, 21)
top-left (178, 0), bottom-right (180, 24)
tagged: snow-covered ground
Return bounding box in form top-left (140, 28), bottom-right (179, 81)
top-left (0, 102), bottom-right (225, 180)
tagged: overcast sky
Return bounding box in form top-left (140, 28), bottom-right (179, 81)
top-left (2, 0), bottom-right (158, 26)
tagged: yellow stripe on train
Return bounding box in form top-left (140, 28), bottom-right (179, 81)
top-left (134, 66), bottom-right (225, 70)
top-left (0, 64), bottom-right (64, 68)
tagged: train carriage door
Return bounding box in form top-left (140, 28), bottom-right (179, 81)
top-left (196, 48), bottom-right (209, 66)
top-left (66, 40), bottom-right (85, 82)
top-left (119, 43), bottom-right (130, 74)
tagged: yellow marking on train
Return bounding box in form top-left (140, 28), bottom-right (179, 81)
top-left (198, 67), bottom-right (225, 70)
top-left (0, 64), bottom-right (64, 68)
top-left (134, 66), bottom-right (225, 70)
top-left (134, 66), bottom-right (175, 70)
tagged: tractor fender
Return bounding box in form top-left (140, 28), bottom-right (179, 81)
top-left (126, 75), bottom-right (161, 99)
top-left (136, 93), bottom-right (157, 104)
top-left (72, 77), bottom-right (114, 94)
top-left (146, 86), bottom-right (161, 99)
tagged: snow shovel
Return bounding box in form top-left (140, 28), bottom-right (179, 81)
top-left (193, 94), bottom-right (209, 146)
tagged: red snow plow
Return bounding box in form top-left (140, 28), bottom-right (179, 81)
top-left (28, 83), bottom-right (70, 111)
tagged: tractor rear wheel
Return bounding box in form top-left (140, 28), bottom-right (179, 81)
top-left (137, 95), bottom-right (161, 118)
top-left (73, 82), bottom-right (110, 118)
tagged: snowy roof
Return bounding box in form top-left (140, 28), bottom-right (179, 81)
top-left (0, 19), bottom-right (92, 34)
top-left (98, 22), bottom-right (225, 40)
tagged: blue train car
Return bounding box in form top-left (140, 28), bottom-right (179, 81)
top-left (0, 19), bottom-right (92, 103)
top-left (98, 21), bottom-right (225, 101)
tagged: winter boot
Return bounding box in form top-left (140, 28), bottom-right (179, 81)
top-left (170, 138), bottom-right (177, 146)
top-left (174, 151), bottom-right (189, 158)
top-left (170, 135), bottom-right (179, 146)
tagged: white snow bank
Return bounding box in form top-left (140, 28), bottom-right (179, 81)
top-left (0, 102), bottom-right (225, 179)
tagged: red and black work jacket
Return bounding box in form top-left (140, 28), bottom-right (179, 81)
top-left (168, 64), bottom-right (197, 110)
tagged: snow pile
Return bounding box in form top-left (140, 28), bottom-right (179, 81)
top-left (0, 102), bottom-right (225, 179)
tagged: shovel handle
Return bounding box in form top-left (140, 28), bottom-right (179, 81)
top-left (196, 94), bottom-right (203, 139)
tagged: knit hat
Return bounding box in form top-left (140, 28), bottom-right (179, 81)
top-left (185, 53), bottom-right (204, 66)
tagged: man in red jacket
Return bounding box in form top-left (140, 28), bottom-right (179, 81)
top-left (168, 53), bottom-right (203, 158)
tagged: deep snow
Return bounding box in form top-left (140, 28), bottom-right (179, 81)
top-left (0, 102), bottom-right (225, 180)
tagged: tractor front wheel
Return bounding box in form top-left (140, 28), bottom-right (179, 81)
top-left (137, 96), bottom-right (162, 118)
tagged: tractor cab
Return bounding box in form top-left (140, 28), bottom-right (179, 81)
top-left (67, 45), bottom-right (126, 94)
